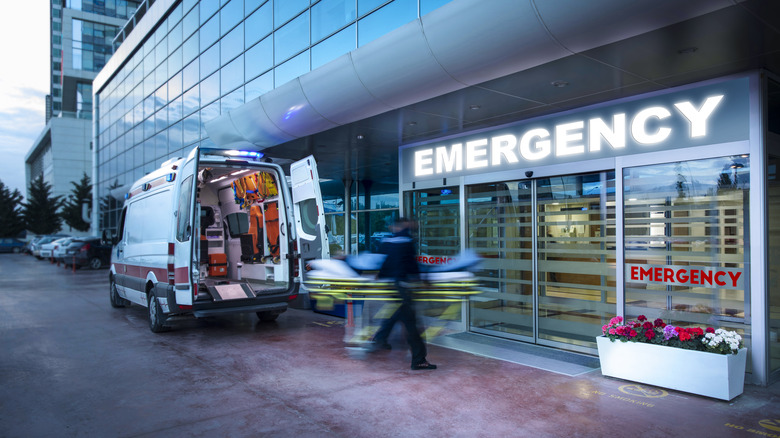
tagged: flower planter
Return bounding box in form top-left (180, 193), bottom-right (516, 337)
top-left (596, 336), bottom-right (747, 401)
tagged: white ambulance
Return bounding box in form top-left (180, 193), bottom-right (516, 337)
top-left (106, 147), bottom-right (329, 332)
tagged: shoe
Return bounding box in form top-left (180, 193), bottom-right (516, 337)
top-left (366, 342), bottom-right (392, 353)
top-left (411, 361), bottom-right (437, 370)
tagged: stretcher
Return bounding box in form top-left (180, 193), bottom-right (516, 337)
top-left (305, 252), bottom-right (482, 347)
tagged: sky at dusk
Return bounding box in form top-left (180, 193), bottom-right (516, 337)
top-left (0, 1), bottom-right (49, 197)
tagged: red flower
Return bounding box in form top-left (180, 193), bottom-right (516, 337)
top-left (633, 322), bottom-right (641, 328)
top-left (637, 315), bottom-right (647, 322)
top-left (678, 329), bottom-right (691, 341)
top-left (705, 327), bottom-right (715, 334)
top-left (691, 327), bottom-right (704, 337)
top-left (644, 330), bottom-right (655, 340)
top-left (642, 321), bottom-right (653, 330)
top-left (629, 330), bottom-right (638, 338)
top-left (653, 318), bottom-right (665, 328)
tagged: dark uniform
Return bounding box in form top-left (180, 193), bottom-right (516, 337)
top-left (371, 220), bottom-right (436, 370)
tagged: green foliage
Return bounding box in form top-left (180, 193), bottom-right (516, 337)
top-left (0, 179), bottom-right (25, 238)
top-left (23, 176), bottom-right (64, 235)
top-left (61, 173), bottom-right (92, 232)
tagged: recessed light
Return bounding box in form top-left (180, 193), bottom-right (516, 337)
top-left (551, 80), bottom-right (569, 88)
top-left (408, 121), bottom-right (417, 126)
top-left (356, 135), bottom-right (364, 140)
top-left (469, 104), bottom-right (481, 110)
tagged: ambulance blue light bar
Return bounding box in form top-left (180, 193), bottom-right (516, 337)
top-left (225, 150), bottom-right (264, 159)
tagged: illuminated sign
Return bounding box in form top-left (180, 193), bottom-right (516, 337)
top-left (400, 77), bottom-right (751, 184)
top-left (628, 264), bottom-right (744, 289)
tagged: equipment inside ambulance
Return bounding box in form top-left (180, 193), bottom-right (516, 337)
top-left (105, 148), bottom-right (329, 333)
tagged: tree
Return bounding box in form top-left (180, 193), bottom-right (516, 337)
top-left (23, 175), bottom-right (64, 235)
top-left (61, 173), bottom-right (92, 232)
top-left (0, 179), bottom-right (25, 238)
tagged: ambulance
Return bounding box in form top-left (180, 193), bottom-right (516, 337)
top-left (105, 147), bottom-right (329, 332)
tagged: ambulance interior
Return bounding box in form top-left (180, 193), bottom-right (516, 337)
top-left (194, 166), bottom-right (289, 297)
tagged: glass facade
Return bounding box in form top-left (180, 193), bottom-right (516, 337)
top-left (67, 0), bottom-right (140, 19)
top-left (97, 0), bottom-right (453, 233)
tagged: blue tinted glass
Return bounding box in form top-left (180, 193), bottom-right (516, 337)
top-left (275, 13), bottom-right (309, 63)
top-left (221, 22), bottom-right (243, 65)
top-left (221, 55), bottom-right (244, 94)
top-left (245, 2), bottom-right (272, 49)
top-left (200, 44), bottom-right (220, 80)
top-left (183, 60), bottom-right (199, 91)
top-left (169, 95), bottom-right (183, 123)
top-left (169, 71), bottom-right (183, 99)
top-left (221, 87), bottom-right (244, 112)
top-left (168, 46), bottom-right (183, 76)
top-left (169, 22), bottom-right (183, 52)
top-left (312, 0), bottom-right (356, 42)
top-left (200, 14), bottom-right (220, 49)
top-left (275, 0), bottom-right (308, 25)
top-left (155, 108), bottom-right (168, 133)
top-left (420, 0), bottom-right (451, 15)
top-left (244, 37), bottom-right (272, 81)
top-left (183, 6), bottom-right (199, 38)
top-left (274, 50), bottom-right (309, 87)
top-left (183, 85), bottom-right (200, 115)
top-left (245, 71), bottom-right (273, 101)
top-left (134, 143), bottom-right (144, 166)
top-left (220, 0), bottom-right (243, 35)
top-left (358, 0), bottom-right (416, 47)
top-left (144, 116), bottom-right (155, 140)
top-left (182, 33), bottom-right (199, 65)
top-left (200, 0), bottom-right (219, 25)
top-left (200, 101), bottom-right (220, 127)
top-left (168, 122), bottom-right (183, 153)
top-left (245, 0), bottom-right (263, 15)
top-left (154, 86), bottom-right (167, 112)
top-left (358, 0), bottom-right (388, 16)
top-left (312, 24), bottom-right (355, 69)
top-left (183, 113), bottom-right (200, 145)
top-left (155, 131), bottom-right (168, 158)
top-left (200, 73), bottom-right (220, 105)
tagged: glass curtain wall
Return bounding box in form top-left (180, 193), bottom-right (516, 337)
top-left (623, 156), bottom-right (751, 350)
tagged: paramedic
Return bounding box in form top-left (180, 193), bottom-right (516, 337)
top-left (368, 218), bottom-right (437, 370)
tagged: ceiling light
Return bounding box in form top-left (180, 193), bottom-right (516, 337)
top-left (551, 80), bottom-right (569, 88)
top-left (469, 104), bottom-right (481, 110)
top-left (356, 135), bottom-right (364, 140)
top-left (408, 121), bottom-right (417, 126)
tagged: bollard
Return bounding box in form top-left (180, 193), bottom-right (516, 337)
top-left (72, 256), bottom-right (76, 273)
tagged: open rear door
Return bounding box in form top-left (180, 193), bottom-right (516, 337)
top-left (290, 155), bottom-right (329, 266)
top-left (172, 150), bottom-right (198, 307)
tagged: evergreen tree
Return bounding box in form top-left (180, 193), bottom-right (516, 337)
top-left (61, 173), bottom-right (92, 232)
top-left (0, 179), bottom-right (25, 238)
top-left (23, 175), bottom-right (64, 235)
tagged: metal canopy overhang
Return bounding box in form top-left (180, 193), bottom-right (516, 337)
top-left (204, 0), bottom-right (739, 152)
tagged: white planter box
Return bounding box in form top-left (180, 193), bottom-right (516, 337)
top-left (596, 336), bottom-right (747, 401)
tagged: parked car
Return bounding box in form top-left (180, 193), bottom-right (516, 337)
top-left (0, 238), bottom-right (26, 253)
top-left (52, 237), bottom-right (74, 263)
top-left (31, 235), bottom-right (69, 259)
top-left (39, 237), bottom-right (70, 260)
top-left (66, 237), bottom-right (111, 270)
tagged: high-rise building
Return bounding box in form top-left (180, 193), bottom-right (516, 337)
top-left (24, 0), bottom-right (141, 231)
top-left (92, 0), bottom-right (780, 384)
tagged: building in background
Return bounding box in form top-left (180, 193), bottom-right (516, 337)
top-left (92, 0), bottom-right (780, 384)
top-left (24, 0), bottom-right (140, 233)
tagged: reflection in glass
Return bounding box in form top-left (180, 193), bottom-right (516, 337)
top-left (245, 37), bottom-right (273, 81)
top-left (312, 0), bottom-right (356, 42)
top-left (245, 2), bottom-right (273, 49)
top-left (275, 0), bottom-right (308, 25)
top-left (275, 51), bottom-right (310, 88)
top-left (358, 0), bottom-right (416, 47)
top-left (245, 72), bottom-right (273, 101)
top-left (275, 13), bottom-right (310, 64)
top-left (624, 156), bottom-right (750, 349)
top-left (312, 25), bottom-right (356, 69)
top-left (536, 172), bottom-right (616, 349)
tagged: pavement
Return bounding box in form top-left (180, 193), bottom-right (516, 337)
top-left (0, 253), bottom-right (778, 437)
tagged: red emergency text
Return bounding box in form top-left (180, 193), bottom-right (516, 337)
top-left (629, 265), bottom-right (742, 288)
top-left (417, 256), bottom-right (455, 265)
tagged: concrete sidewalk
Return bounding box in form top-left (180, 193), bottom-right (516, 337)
top-left (0, 253), bottom-right (778, 437)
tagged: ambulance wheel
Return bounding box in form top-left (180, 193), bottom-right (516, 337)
top-left (109, 279), bottom-right (129, 308)
top-left (148, 293), bottom-right (169, 333)
top-left (256, 311), bottom-right (280, 322)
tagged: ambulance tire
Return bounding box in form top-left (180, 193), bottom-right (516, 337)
top-left (148, 292), bottom-right (169, 333)
top-left (109, 278), bottom-right (129, 308)
top-left (256, 311), bottom-right (281, 322)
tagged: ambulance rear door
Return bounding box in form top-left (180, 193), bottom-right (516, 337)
top-left (290, 155), bottom-right (330, 269)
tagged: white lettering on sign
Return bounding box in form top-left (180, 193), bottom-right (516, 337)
top-left (412, 95), bottom-right (724, 177)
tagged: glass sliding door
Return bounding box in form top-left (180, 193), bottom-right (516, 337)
top-left (536, 172), bottom-right (616, 350)
top-left (467, 181), bottom-right (534, 339)
top-left (623, 156), bottom-right (750, 349)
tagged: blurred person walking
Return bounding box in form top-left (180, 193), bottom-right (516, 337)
top-left (368, 217), bottom-right (437, 370)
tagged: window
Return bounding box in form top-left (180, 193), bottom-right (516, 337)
top-left (76, 83), bottom-right (92, 119)
top-left (275, 0), bottom-right (308, 25)
top-left (274, 12), bottom-right (309, 64)
top-left (177, 175), bottom-right (194, 241)
top-left (312, 0), bottom-right (356, 42)
top-left (245, 37), bottom-right (273, 81)
top-left (312, 24), bottom-right (356, 69)
top-left (245, 2), bottom-right (273, 49)
top-left (358, 0), bottom-right (416, 47)
top-left (72, 19), bottom-right (118, 72)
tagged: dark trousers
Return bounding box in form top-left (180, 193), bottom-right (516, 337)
top-left (373, 286), bottom-right (427, 365)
